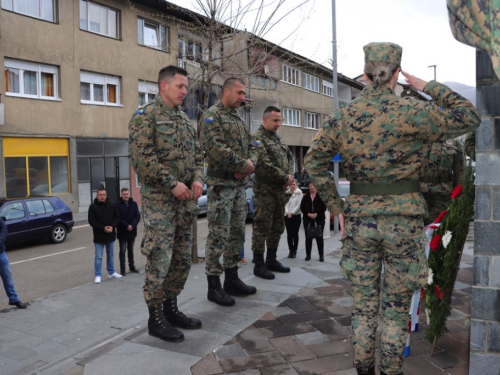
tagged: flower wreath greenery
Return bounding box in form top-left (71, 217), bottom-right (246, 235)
top-left (424, 161), bottom-right (475, 344)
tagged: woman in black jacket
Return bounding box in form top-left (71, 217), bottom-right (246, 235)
top-left (300, 181), bottom-right (327, 262)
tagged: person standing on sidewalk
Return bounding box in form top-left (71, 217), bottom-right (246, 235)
top-left (201, 77), bottom-right (258, 306)
top-left (250, 106), bottom-right (294, 279)
top-left (300, 181), bottom-right (327, 262)
top-left (116, 188), bottom-right (141, 275)
top-left (284, 180), bottom-right (303, 259)
top-left (129, 65), bottom-right (203, 343)
top-left (88, 189), bottom-right (122, 284)
top-left (304, 43), bottom-right (480, 375)
top-left (0, 217), bottom-right (27, 309)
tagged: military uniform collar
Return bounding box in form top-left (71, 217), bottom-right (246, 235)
top-left (155, 96), bottom-right (184, 116)
top-left (362, 84), bottom-right (395, 96)
top-left (260, 125), bottom-right (279, 139)
top-left (216, 101), bottom-right (239, 116)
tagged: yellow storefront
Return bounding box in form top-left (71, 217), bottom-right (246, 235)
top-left (3, 138), bottom-right (70, 199)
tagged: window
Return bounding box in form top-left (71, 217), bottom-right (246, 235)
top-left (138, 80), bottom-right (158, 107)
top-left (27, 200), bottom-right (46, 215)
top-left (80, 71), bottom-right (120, 106)
top-left (178, 38), bottom-right (204, 66)
top-left (323, 80), bottom-right (334, 97)
top-left (79, 0), bottom-right (118, 39)
top-left (305, 112), bottom-right (321, 129)
top-left (1, 0), bottom-right (54, 22)
top-left (4, 59), bottom-right (58, 100)
top-left (283, 108), bottom-right (301, 127)
top-left (0, 202), bottom-right (25, 221)
top-left (281, 65), bottom-right (301, 86)
top-left (138, 18), bottom-right (168, 51)
top-left (250, 75), bottom-right (277, 90)
top-left (303, 73), bottom-right (319, 92)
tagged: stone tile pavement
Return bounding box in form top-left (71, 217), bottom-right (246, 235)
top-left (0, 228), bottom-right (474, 375)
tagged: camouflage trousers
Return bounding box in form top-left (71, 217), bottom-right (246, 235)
top-left (141, 194), bottom-right (197, 306)
top-left (252, 189), bottom-right (285, 254)
top-left (205, 185), bottom-right (246, 276)
top-left (340, 215), bottom-right (428, 374)
top-left (423, 192), bottom-right (451, 225)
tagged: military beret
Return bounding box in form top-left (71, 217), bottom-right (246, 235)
top-left (363, 42), bottom-right (402, 65)
top-left (447, 0), bottom-right (500, 80)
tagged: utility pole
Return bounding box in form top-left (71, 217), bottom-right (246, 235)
top-left (428, 64), bottom-right (437, 81)
top-left (331, 0), bottom-right (339, 234)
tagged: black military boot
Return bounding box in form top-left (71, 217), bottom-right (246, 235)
top-left (147, 304), bottom-right (184, 342)
top-left (356, 367), bottom-right (375, 375)
top-left (265, 248), bottom-right (290, 273)
top-left (253, 253), bottom-right (275, 280)
top-left (207, 275), bottom-right (235, 306)
top-left (163, 297), bottom-right (202, 329)
top-left (223, 267), bottom-right (257, 295)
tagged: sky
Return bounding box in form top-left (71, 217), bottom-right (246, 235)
top-left (167, 0), bottom-right (477, 87)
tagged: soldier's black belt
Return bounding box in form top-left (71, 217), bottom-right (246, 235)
top-left (350, 180), bottom-right (420, 195)
top-left (207, 169), bottom-right (237, 180)
top-left (420, 174), bottom-right (451, 183)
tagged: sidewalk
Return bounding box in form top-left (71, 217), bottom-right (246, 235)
top-left (0, 230), bottom-right (473, 375)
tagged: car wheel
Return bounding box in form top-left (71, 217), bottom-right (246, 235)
top-left (50, 224), bottom-right (67, 243)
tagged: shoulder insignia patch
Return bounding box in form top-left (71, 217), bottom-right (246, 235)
top-left (205, 116), bottom-right (214, 123)
top-left (136, 108), bottom-right (145, 115)
top-left (253, 140), bottom-right (262, 146)
top-left (313, 129), bottom-right (323, 141)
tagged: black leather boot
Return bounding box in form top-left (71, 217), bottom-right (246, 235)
top-left (356, 368), bottom-right (375, 375)
top-left (287, 250), bottom-right (293, 258)
top-left (253, 253), bottom-right (275, 279)
top-left (291, 249), bottom-right (297, 258)
top-left (223, 267), bottom-right (257, 295)
top-left (318, 248), bottom-right (324, 262)
top-left (147, 304), bottom-right (184, 342)
top-left (207, 275), bottom-right (235, 306)
top-left (129, 266), bottom-right (139, 273)
top-left (305, 248), bottom-right (311, 261)
top-left (119, 252), bottom-right (126, 276)
top-left (163, 297), bottom-right (202, 329)
top-left (266, 248), bottom-right (290, 273)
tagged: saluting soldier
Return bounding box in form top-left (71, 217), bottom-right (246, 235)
top-left (201, 77), bottom-right (258, 307)
top-left (250, 106), bottom-right (294, 280)
top-left (304, 43), bottom-right (480, 375)
top-left (420, 139), bottom-right (464, 224)
top-left (129, 66), bottom-right (204, 343)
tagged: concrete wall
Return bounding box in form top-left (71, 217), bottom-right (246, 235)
top-left (470, 50), bottom-right (500, 373)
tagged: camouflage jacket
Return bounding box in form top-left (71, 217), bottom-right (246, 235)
top-left (201, 102), bottom-right (257, 187)
top-left (464, 131), bottom-right (476, 161)
top-left (252, 125), bottom-right (294, 192)
top-left (304, 81), bottom-right (480, 217)
top-left (419, 139), bottom-right (464, 196)
top-left (128, 96), bottom-right (203, 200)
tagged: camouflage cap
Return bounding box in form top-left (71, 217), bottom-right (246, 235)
top-left (447, 0), bottom-right (500, 80)
top-left (363, 42), bottom-right (402, 65)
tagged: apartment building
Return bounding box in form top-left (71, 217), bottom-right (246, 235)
top-left (0, 0), bottom-right (363, 212)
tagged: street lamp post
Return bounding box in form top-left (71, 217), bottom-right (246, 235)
top-left (428, 64), bottom-right (437, 81)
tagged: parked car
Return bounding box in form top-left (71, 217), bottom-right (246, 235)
top-left (330, 180), bottom-right (350, 229)
top-left (0, 196), bottom-right (74, 247)
top-left (196, 185), bottom-right (208, 215)
top-left (245, 186), bottom-right (255, 221)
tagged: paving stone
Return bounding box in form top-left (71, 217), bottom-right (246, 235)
top-left (261, 363), bottom-right (301, 375)
top-left (446, 364), bottom-right (469, 375)
top-left (334, 316), bottom-right (352, 327)
top-left (271, 338), bottom-right (316, 362)
top-left (236, 328), bottom-right (276, 354)
top-left (1, 345), bottom-right (39, 361)
top-left (296, 330), bottom-right (331, 346)
top-left (285, 298), bottom-right (317, 313)
top-left (224, 337), bottom-right (239, 345)
top-left (403, 355), bottom-right (450, 374)
top-left (219, 351), bottom-right (286, 373)
top-left (311, 300), bottom-right (352, 318)
top-left (214, 343), bottom-right (247, 359)
top-left (311, 319), bottom-right (351, 340)
top-left (277, 311), bottom-right (328, 325)
top-left (0, 354), bottom-right (25, 374)
top-left (436, 335), bottom-right (470, 362)
top-left (271, 306), bottom-right (296, 318)
top-left (307, 339), bottom-right (352, 357)
top-left (259, 323), bottom-right (317, 339)
top-left (291, 352), bottom-right (353, 374)
top-left (50, 333), bottom-right (82, 346)
top-left (449, 330), bottom-right (470, 345)
top-left (423, 351), bottom-right (465, 369)
top-left (330, 369), bottom-right (357, 375)
top-left (254, 312), bottom-right (283, 329)
top-left (304, 291), bottom-right (348, 303)
top-left (293, 287), bottom-right (319, 298)
top-left (406, 339), bottom-right (434, 357)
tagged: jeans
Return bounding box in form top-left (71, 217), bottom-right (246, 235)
top-left (94, 242), bottom-right (116, 277)
top-left (119, 238), bottom-right (136, 270)
top-left (0, 251), bottom-right (21, 304)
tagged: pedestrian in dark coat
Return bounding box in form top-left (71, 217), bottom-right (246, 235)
top-left (88, 189), bottom-right (122, 283)
top-left (116, 188), bottom-right (141, 275)
top-left (300, 181), bottom-right (327, 262)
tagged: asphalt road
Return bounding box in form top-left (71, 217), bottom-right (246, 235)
top-left (0, 216), bottom-right (213, 311)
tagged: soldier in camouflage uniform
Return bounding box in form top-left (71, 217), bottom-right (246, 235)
top-left (201, 77), bottom-right (258, 307)
top-left (464, 131), bottom-right (476, 161)
top-left (420, 139), bottom-right (464, 224)
top-left (304, 43), bottom-right (480, 375)
top-left (129, 66), bottom-right (204, 343)
top-left (250, 106), bottom-right (294, 279)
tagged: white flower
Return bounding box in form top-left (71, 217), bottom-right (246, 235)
top-left (442, 231), bottom-right (453, 249)
top-left (427, 268), bottom-right (434, 285)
